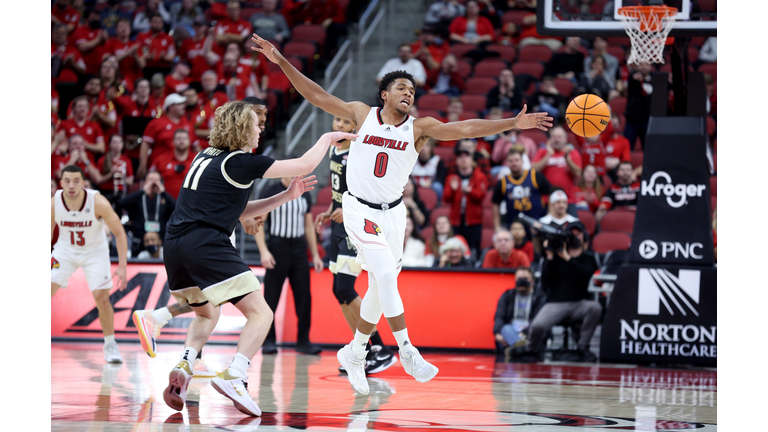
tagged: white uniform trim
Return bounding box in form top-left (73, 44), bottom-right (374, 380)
top-left (221, 150), bottom-right (254, 189)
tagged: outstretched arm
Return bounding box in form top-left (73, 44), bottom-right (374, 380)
top-left (417, 104), bottom-right (553, 142)
top-left (239, 176), bottom-right (317, 220)
top-left (251, 34), bottom-right (368, 122)
top-left (263, 131), bottom-right (356, 178)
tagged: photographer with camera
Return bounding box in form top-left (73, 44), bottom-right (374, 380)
top-left (115, 171), bottom-right (176, 257)
top-left (510, 219), bottom-right (600, 362)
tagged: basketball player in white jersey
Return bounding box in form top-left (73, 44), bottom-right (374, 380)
top-left (252, 34), bottom-right (553, 395)
top-left (52, 165), bottom-right (129, 363)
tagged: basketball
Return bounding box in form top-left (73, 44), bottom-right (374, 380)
top-left (565, 94), bottom-right (611, 138)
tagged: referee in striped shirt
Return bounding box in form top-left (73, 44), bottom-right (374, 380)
top-left (255, 176), bottom-right (324, 355)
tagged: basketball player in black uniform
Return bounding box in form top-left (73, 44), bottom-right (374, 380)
top-left (160, 100), bottom-right (356, 416)
top-left (314, 117), bottom-right (398, 374)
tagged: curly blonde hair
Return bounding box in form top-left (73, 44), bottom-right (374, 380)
top-left (208, 101), bottom-right (256, 151)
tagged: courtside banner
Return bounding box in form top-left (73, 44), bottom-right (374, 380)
top-left (52, 263), bottom-right (516, 350)
top-left (630, 116), bottom-right (714, 266)
top-left (600, 264), bottom-right (716, 366)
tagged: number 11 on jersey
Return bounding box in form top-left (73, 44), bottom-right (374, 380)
top-left (183, 157), bottom-right (212, 190)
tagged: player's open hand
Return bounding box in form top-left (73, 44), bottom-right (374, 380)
top-left (514, 104), bottom-right (553, 131)
top-left (287, 175), bottom-right (317, 200)
top-left (114, 265), bottom-right (127, 291)
top-left (251, 34), bottom-right (283, 64)
top-left (326, 132), bottom-right (358, 147)
top-left (314, 211), bottom-right (330, 233)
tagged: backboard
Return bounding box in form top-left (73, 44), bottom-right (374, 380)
top-left (536, 0), bottom-right (717, 38)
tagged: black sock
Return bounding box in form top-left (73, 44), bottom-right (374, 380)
top-left (369, 332), bottom-right (391, 354)
top-left (196, 349), bottom-right (203, 360)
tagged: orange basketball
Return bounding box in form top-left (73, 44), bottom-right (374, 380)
top-left (565, 94), bottom-right (611, 138)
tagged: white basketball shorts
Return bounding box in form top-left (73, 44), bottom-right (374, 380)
top-left (51, 247), bottom-right (113, 291)
top-left (341, 192), bottom-right (406, 272)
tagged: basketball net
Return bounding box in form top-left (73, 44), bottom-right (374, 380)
top-left (618, 6), bottom-right (677, 64)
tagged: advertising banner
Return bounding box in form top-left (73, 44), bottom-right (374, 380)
top-left (52, 264), bottom-right (517, 350)
top-left (600, 264), bottom-right (716, 366)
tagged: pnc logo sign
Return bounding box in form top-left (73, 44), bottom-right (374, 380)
top-left (638, 269), bottom-right (700, 316)
top-left (638, 240), bottom-right (704, 260)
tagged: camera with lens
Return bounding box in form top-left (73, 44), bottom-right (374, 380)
top-left (517, 213), bottom-right (578, 253)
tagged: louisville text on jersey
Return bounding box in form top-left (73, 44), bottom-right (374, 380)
top-left (361, 134), bottom-right (409, 151)
top-left (59, 220), bottom-right (93, 228)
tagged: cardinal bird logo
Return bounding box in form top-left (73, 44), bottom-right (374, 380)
top-left (363, 219), bottom-right (382, 236)
top-left (51, 257), bottom-right (60, 269)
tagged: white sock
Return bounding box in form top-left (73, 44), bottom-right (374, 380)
top-left (351, 330), bottom-right (370, 354)
top-left (104, 335), bottom-right (116, 345)
top-left (152, 307), bottom-right (173, 327)
top-left (181, 347), bottom-right (198, 363)
top-left (393, 329), bottom-right (410, 349)
top-left (228, 352), bottom-right (251, 377)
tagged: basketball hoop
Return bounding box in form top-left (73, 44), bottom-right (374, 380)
top-left (618, 5), bottom-right (677, 64)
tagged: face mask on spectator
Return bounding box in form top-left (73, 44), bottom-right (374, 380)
top-left (515, 278), bottom-right (531, 288)
top-left (146, 245), bottom-right (159, 255)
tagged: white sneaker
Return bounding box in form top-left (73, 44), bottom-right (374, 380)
top-left (210, 370), bottom-right (262, 417)
top-left (193, 358), bottom-right (218, 378)
top-left (337, 344), bottom-right (369, 395)
top-left (399, 343), bottom-right (438, 383)
top-left (103, 342), bottom-right (123, 363)
top-left (132, 309), bottom-right (160, 358)
top-left (163, 360), bottom-right (193, 411)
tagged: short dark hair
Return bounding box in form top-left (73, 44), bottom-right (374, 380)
top-left (62, 165), bottom-right (85, 179)
top-left (173, 129), bottom-right (189, 137)
top-left (242, 96), bottom-right (266, 106)
top-left (515, 267), bottom-right (534, 277)
top-left (378, 70), bottom-right (415, 105)
top-left (507, 147), bottom-right (524, 159)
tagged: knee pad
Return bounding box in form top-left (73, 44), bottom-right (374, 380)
top-left (332, 273), bottom-right (359, 305)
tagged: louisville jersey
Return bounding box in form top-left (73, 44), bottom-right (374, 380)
top-left (329, 146), bottom-right (349, 237)
top-left (347, 107), bottom-right (419, 204)
top-left (165, 147), bottom-right (274, 239)
top-left (53, 189), bottom-right (108, 254)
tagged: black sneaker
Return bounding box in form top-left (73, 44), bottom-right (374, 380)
top-left (366, 345), bottom-right (398, 374)
top-left (577, 348), bottom-right (597, 362)
top-left (296, 342), bottom-right (322, 355)
top-left (262, 340), bottom-right (278, 354)
top-left (505, 346), bottom-right (542, 363)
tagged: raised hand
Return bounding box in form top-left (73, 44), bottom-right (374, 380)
top-left (250, 34), bottom-right (283, 64)
top-left (514, 104), bottom-right (554, 131)
top-left (287, 175), bottom-right (317, 200)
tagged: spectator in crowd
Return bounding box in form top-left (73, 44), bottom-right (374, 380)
top-left (487, 69), bottom-right (524, 113)
top-left (99, 0), bottom-right (134, 37)
top-left (539, 189), bottom-right (580, 227)
top-left (579, 127), bottom-right (629, 180)
top-left (74, 8), bottom-right (109, 75)
top-left (104, 19), bottom-right (146, 86)
top-left (99, 57), bottom-right (132, 94)
top-left (479, 108), bottom-right (509, 165)
top-left (434, 237), bottom-right (473, 269)
top-left (165, 61), bottom-right (192, 94)
top-left (240, 39), bottom-right (271, 86)
top-left (595, 161), bottom-right (640, 222)
top-left (51, 178), bottom-right (59, 197)
top-left (443, 146), bottom-right (488, 257)
top-left (444, 97), bottom-right (464, 123)
top-left (698, 37), bottom-right (717, 63)
top-left (133, 0), bottom-right (171, 34)
top-left (138, 93), bottom-right (197, 178)
top-left (492, 148), bottom-right (553, 230)
top-left (200, 70), bottom-right (230, 111)
top-left (136, 14), bottom-right (177, 72)
top-left (410, 26), bottom-right (449, 72)
top-left (52, 126), bottom-right (67, 155)
top-left (483, 229), bottom-right (531, 270)
top-left (115, 171), bottom-right (176, 257)
top-left (219, 49), bottom-right (265, 100)
top-left (52, 134), bottom-right (97, 181)
top-left (497, 21), bottom-right (520, 47)
top-left (170, 0), bottom-right (204, 28)
top-left (425, 0), bottom-right (466, 36)
top-left (181, 84), bottom-right (214, 149)
top-left (584, 37), bottom-right (619, 81)
top-left (376, 44), bottom-right (427, 89)
top-left (95, 135), bottom-right (134, 202)
top-left (115, 77), bottom-right (159, 119)
top-left (518, 3), bottom-right (562, 50)
top-left (57, 96), bottom-right (106, 156)
top-left (403, 178), bottom-right (431, 229)
top-left (214, 1), bottom-right (252, 57)
top-left (577, 56), bottom-right (614, 100)
top-left (602, 113), bottom-right (632, 182)
top-left (179, 17), bottom-right (220, 83)
top-left (411, 139), bottom-right (447, 199)
top-left (250, 0), bottom-right (291, 44)
top-left (402, 216), bottom-right (427, 267)
top-left (450, 138), bottom-right (492, 183)
top-left (136, 231), bottom-right (164, 259)
top-left (52, 23), bottom-right (87, 84)
top-left (531, 126), bottom-right (582, 211)
top-left (66, 75), bottom-right (101, 119)
top-left (425, 54), bottom-right (465, 97)
top-left (509, 221), bottom-right (600, 362)
top-left (493, 267), bottom-right (546, 351)
top-left (149, 129), bottom-right (196, 200)
top-left (151, 72), bottom-right (167, 103)
top-left (427, 215), bottom-right (471, 266)
top-left (449, 1), bottom-right (495, 47)
top-left (511, 220), bottom-right (535, 263)
top-left (52, 0), bottom-right (80, 34)
top-left (574, 165), bottom-right (603, 213)
top-left (531, 76), bottom-right (567, 119)
top-left (491, 129), bottom-right (537, 173)
top-left (546, 37), bottom-right (585, 80)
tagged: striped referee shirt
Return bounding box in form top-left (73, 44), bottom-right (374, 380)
top-left (259, 181), bottom-right (312, 239)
